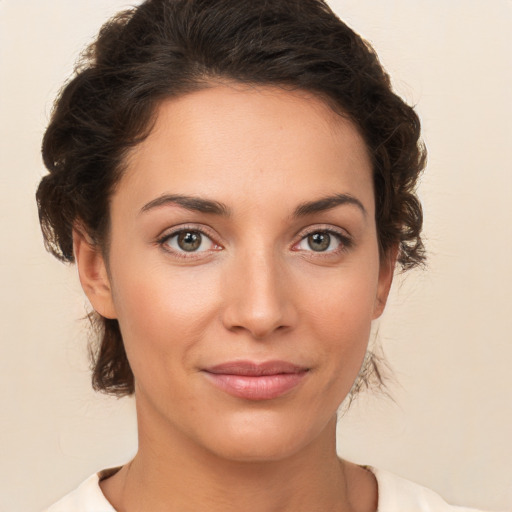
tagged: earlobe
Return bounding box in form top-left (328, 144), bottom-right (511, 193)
top-left (73, 227), bottom-right (117, 319)
top-left (372, 245), bottom-right (398, 320)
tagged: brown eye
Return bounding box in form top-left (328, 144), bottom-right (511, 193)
top-left (307, 232), bottom-right (331, 252)
top-left (176, 231), bottom-right (202, 251)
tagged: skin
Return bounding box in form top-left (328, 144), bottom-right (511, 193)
top-left (74, 84), bottom-right (396, 512)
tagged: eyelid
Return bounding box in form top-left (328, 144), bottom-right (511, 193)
top-left (291, 225), bottom-right (353, 253)
top-left (156, 224), bottom-right (223, 257)
top-left (155, 223), bottom-right (352, 259)
top-left (295, 224), bottom-right (351, 241)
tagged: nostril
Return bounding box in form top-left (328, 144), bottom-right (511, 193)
top-left (222, 312), bottom-right (291, 340)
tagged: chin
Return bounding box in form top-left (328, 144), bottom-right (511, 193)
top-left (194, 409), bottom-right (335, 464)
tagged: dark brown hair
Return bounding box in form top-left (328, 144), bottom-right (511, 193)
top-left (37, 0), bottom-right (426, 396)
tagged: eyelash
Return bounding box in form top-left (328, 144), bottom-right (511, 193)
top-left (293, 227), bottom-right (353, 256)
top-left (156, 225), bottom-right (353, 259)
top-left (156, 225), bottom-right (221, 260)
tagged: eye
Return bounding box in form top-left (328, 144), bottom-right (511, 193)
top-left (162, 229), bottom-right (218, 253)
top-left (295, 230), bottom-right (347, 253)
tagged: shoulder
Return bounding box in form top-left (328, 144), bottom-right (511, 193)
top-left (370, 467), bottom-right (487, 512)
top-left (43, 470), bottom-right (117, 512)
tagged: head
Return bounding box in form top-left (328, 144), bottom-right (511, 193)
top-left (37, 0), bottom-right (425, 415)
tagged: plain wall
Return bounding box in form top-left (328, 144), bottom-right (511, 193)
top-left (0, 1), bottom-right (510, 511)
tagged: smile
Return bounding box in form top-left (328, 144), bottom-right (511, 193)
top-left (202, 361), bottom-right (310, 401)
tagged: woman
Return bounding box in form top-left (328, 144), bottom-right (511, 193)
top-left (37, 0), bottom-right (482, 510)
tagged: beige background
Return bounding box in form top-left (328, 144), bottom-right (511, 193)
top-left (1, 1), bottom-right (511, 511)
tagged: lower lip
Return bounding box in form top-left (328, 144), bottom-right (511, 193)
top-left (203, 372), bottom-right (307, 400)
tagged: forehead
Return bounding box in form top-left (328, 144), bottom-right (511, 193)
top-left (118, 84), bottom-right (374, 216)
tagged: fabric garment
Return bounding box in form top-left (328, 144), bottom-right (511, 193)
top-left (44, 466), bottom-right (485, 512)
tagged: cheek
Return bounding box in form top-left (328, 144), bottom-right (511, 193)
top-left (300, 257), bottom-right (379, 332)
top-left (300, 264), bottom-right (379, 381)
top-left (109, 258), bottom-right (222, 377)
top-left (322, 293), bottom-right (374, 368)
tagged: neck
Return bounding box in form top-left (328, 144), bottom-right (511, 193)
top-left (101, 401), bottom-right (377, 512)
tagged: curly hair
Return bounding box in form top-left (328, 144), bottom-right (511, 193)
top-left (36, 0), bottom-right (426, 396)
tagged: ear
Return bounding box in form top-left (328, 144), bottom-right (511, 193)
top-left (372, 245), bottom-right (398, 320)
top-left (73, 227), bottom-right (117, 319)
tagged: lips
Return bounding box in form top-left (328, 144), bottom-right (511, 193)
top-left (202, 361), bottom-right (309, 401)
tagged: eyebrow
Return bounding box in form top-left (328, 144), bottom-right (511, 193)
top-left (139, 192), bottom-right (366, 218)
top-left (293, 193), bottom-right (367, 218)
top-left (140, 194), bottom-right (231, 216)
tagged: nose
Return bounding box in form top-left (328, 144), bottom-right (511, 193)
top-left (221, 248), bottom-right (298, 340)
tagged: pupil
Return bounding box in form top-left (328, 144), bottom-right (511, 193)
top-left (308, 232), bottom-right (330, 251)
top-left (178, 231), bottom-right (201, 251)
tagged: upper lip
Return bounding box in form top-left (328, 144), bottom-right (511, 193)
top-left (204, 360), bottom-right (309, 376)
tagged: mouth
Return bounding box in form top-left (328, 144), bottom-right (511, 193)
top-left (202, 360), bottom-right (310, 401)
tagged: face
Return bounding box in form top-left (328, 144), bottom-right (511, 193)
top-left (77, 84), bottom-right (394, 462)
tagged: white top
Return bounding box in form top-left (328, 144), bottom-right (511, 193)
top-left (44, 466), bottom-right (485, 512)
